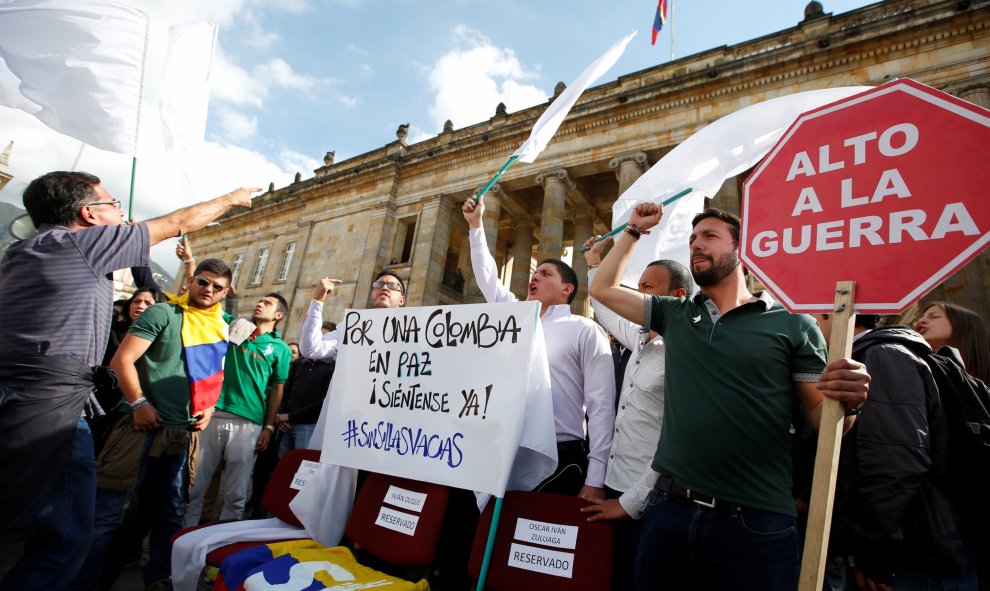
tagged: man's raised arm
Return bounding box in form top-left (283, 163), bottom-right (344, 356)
top-left (143, 187), bottom-right (258, 245)
top-left (588, 203), bottom-right (664, 325)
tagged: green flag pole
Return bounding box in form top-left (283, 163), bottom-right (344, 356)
top-left (127, 156), bottom-right (138, 221)
top-left (471, 156), bottom-right (518, 205)
top-left (578, 186), bottom-right (694, 252)
top-left (474, 497), bottom-right (504, 591)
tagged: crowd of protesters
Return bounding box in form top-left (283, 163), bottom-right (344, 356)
top-left (1, 172), bottom-right (987, 591)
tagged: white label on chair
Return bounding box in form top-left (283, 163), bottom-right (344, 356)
top-left (507, 543), bottom-right (574, 579)
top-left (383, 485), bottom-right (428, 513)
top-left (513, 518), bottom-right (578, 550)
top-left (374, 506), bottom-right (420, 536)
top-left (289, 460), bottom-right (321, 490)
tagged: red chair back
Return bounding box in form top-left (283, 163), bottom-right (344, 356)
top-left (344, 472), bottom-right (450, 566)
top-left (468, 491), bottom-right (613, 591)
top-left (260, 448), bottom-right (322, 527)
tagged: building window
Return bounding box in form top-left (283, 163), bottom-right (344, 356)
top-left (276, 242), bottom-right (296, 282)
top-left (391, 216), bottom-right (417, 264)
top-left (250, 246), bottom-right (270, 285)
top-left (231, 252), bottom-right (245, 287)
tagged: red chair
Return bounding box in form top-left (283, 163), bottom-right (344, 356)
top-left (344, 472), bottom-right (450, 569)
top-left (172, 448), bottom-right (320, 566)
top-left (468, 491), bottom-right (614, 591)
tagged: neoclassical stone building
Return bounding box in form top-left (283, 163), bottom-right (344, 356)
top-left (184, 0), bottom-right (990, 340)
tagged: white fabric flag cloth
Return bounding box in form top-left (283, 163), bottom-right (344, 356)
top-left (171, 518), bottom-right (307, 591)
top-left (286, 386), bottom-right (358, 546)
top-left (512, 30), bottom-right (636, 164)
top-left (612, 86), bottom-right (872, 287)
top-left (0, 0), bottom-right (148, 155)
top-left (160, 21), bottom-right (217, 151)
top-left (475, 318), bottom-right (558, 510)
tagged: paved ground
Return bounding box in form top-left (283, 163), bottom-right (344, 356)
top-left (0, 541), bottom-right (212, 591)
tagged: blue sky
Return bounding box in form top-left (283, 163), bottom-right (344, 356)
top-left (0, 0), bottom-right (876, 269)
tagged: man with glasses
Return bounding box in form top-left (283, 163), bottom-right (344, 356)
top-left (0, 171), bottom-right (255, 591)
top-left (299, 270), bottom-right (406, 362)
top-left (184, 293), bottom-right (293, 527)
top-left (70, 259), bottom-right (234, 591)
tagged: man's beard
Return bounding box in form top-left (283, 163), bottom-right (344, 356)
top-left (691, 250), bottom-right (740, 287)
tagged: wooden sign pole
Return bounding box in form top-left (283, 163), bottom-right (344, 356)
top-left (798, 280), bottom-right (856, 591)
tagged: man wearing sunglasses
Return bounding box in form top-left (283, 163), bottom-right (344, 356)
top-left (184, 292), bottom-right (293, 527)
top-left (0, 170), bottom-right (256, 591)
top-left (299, 270), bottom-right (406, 362)
top-left (71, 260), bottom-right (233, 591)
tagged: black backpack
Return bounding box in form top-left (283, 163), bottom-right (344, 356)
top-left (919, 351), bottom-right (990, 563)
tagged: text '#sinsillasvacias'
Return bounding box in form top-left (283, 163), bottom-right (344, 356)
top-left (341, 419), bottom-right (464, 468)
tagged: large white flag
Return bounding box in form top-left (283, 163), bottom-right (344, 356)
top-left (613, 86), bottom-right (872, 287)
top-left (160, 21), bottom-right (218, 151)
top-left (512, 30), bottom-right (636, 164)
top-left (0, 0), bottom-right (148, 156)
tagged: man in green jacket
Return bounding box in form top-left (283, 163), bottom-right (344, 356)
top-left (184, 292), bottom-right (293, 525)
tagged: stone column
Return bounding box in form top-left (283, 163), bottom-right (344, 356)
top-left (712, 175), bottom-right (741, 216)
top-left (359, 206), bottom-right (396, 308)
top-left (463, 187), bottom-right (502, 304)
top-left (608, 151), bottom-right (648, 195)
top-left (571, 208), bottom-right (595, 317)
top-left (535, 169), bottom-right (571, 262)
top-left (408, 197), bottom-right (455, 306)
top-left (509, 216), bottom-right (534, 299)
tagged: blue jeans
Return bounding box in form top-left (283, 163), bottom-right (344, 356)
top-left (634, 482), bottom-right (800, 591)
top-left (69, 430), bottom-right (189, 590)
top-left (278, 423), bottom-right (317, 457)
top-left (1, 418), bottom-right (95, 591)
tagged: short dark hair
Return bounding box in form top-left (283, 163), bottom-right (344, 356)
top-left (854, 314), bottom-right (880, 330)
top-left (375, 270), bottom-right (405, 294)
top-left (538, 258), bottom-right (578, 304)
top-left (193, 258), bottom-right (233, 282)
top-left (22, 171), bottom-right (101, 227)
top-left (646, 259), bottom-right (695, 295)
top-left (265, 292), bottom-right (289, 319)
top-left (691, 208), bottom-right (741, 244)
top-left (322, 320), bottom-right (337, 332)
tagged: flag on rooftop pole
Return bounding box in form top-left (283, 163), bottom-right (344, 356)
top-left (0, 0), bottom-right (149, 156)
top-left (473, 30), bottom-right (637, 203)
top-left (160, 21), bottom-right (218, 152)
top-left (651, 0), bottom-right (668, 46)
top-left (610, 86), bottom-right (872, 288)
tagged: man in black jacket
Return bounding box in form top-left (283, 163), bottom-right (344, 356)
top-left (275, 355), bottom-right (335, 454)
top-left (814, 314), bottom-right (977, 590)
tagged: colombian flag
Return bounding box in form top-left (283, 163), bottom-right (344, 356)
top-left (652, 0), bottom-right (668, 45)
top-left (168, 292), bottom-right (228, 414)
top-left (215, 539), bottom-right (429, 591)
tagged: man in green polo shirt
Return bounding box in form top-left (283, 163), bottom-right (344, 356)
top-left (589, 202), bottom-right (870, 591)
top-left (184, 292), bottom-right (293, 526)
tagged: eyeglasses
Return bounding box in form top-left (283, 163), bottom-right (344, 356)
top-left (194, 277), bottom-right (227, 291)
top-left (85, 199), bottom-right (122, 210)
top-left (372, 279), bottom-right (403, 293)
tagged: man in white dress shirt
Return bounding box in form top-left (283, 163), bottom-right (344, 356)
top-left (298, 270), bottom-right (406, 362)
top-left (579, 235), bottom-right (693, 589)
top-left (462, 196), bottom-right (615, 502)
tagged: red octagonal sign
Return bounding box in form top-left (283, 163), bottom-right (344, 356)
top-left (741, 79), bottom-right (990, 313)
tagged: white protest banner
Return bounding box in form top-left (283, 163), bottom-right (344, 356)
top-left (320, 301), bottom-right (543, 497)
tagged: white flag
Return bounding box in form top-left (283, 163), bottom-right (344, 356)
top-left (160, 21), bottom-right (218, 151)
top-left (512, 30), bottom-right (636, 164)
top-left (613, 86), bottom-right (872, 287)
top-left (0, 0), bottom-right (149, 156)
